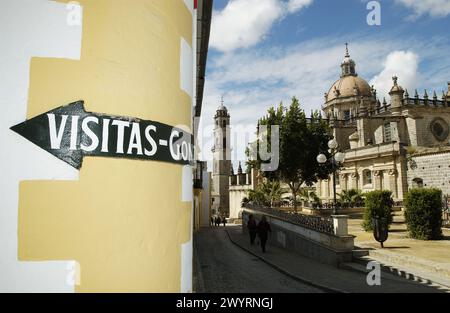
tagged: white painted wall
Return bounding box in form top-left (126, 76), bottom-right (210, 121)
top-left (229, 187), bottom-right (251, 219)
top-left (0, 0), bottom-right (82, 292)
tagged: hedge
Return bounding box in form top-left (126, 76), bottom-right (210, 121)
top-left (362, 190), bottom-right (394, 231)
top-left (404, 188), bottom-right (443, 240)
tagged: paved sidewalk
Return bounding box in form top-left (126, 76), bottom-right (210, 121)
top-left (226, 225), bottom-right (448, 293)
top-left (348, 212), bottom-right (450, 286)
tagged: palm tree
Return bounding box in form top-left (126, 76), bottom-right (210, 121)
top-left (247, 180), bottom-right (286, 207)
top-left (338, 189), bottom-right (364, 208)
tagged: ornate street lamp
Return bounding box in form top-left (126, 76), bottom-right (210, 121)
top-left (317, 139), bottom-right (345, 215)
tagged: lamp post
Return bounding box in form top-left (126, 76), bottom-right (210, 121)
top-left (317, 139), bottom-right (345, 215)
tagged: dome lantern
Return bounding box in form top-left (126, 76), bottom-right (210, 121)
top-left (341, 43), bottom-right (357, 77)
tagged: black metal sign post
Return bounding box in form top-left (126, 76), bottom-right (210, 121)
top-left (10, 101), bottom-right (194, 169)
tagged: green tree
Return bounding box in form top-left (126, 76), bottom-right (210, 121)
top-left (249, 97), bottom-right (333, 212)
top-left (404, 188), bottom-right (443, 240)
top-left (247, 180), bottom-right (286, 207)
top-left (338, 189), bottom-right (365, 207)
top-left (362, 190), bottom-right (394, 231)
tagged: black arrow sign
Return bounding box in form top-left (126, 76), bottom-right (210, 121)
top-left (10, 101), bottom-right (194, 169)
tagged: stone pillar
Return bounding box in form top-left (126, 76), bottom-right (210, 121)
top-left (332, 215), bottom-right (349, 236)
top-left (324, 180), bottom-right (329, 199)
top-left (351, 172), bottom-right (359, 190)
top-left (388, 169), bottom-right (398, 199)
top-left (317, 180), bottom-right (322, 198)
top-left (373, 170), bottom-right (383, 190)
top-left (342, 174), bottom-right (348, 190)
top-left (236, 174), bottom-right (242, 185)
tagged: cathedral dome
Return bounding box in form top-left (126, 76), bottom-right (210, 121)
top-left (325, 44), bottom-right (373, 103)
top-left (326, 75), bottom-right (372, 102)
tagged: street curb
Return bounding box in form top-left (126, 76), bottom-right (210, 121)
top-left (193, 239), bottom-right (206, 293)
top-left (224, 229), bottom-right (347, 294)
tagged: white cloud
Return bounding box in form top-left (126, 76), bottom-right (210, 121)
top-left (395, 0), bottom-right (450, 18)
top-left (287, 0), bottom-right (314, 13)
top-left (209, 0), bottom-right (313, 53)
top-left (370, 51), bottom-right (419, 101)
top-left (199, 35), bottom-right (450, 168)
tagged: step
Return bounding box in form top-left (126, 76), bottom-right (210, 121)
top-left (351, 255), bottom-right (450, 290)
top-left (352, 249), bottom-right (370, 258)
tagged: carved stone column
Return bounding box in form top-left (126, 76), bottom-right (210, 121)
top-left (341, 174), bottom-right (348, 191)
top-left (373, 170), bottom-right (383, 190)
top-left (351, 172), bottom-right (359, 190)
top-left (388, 169), bottom-right (398, 199)
top-left (324, 179), bottom-right (329, 199)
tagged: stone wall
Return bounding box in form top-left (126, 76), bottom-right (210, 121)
top-left (229, 171), bottom-right (254, 219)
top-left (242, 208), bottom-right (354, 266)
top-left (408, 148), bottom-right (450, 196)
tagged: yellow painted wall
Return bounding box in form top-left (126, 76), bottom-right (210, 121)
top-left (18, 0), bottom-right (193, 292)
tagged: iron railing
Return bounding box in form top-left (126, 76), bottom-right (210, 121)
top-left (244, 204), bottom-right (334, 235)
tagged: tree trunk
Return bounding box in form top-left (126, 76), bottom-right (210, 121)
top-left (292, 188), bottom-right (297, 213)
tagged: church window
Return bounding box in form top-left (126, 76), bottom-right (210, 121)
top-left (412, 178), bottom-right (424, 188)
top-left (344, 110), bottom-right (350, 120)
top-left (430, 118), bottom-right (449, 142)
top-left (222, 120), bottom-right (227, 128)
top-left (384, 123), bottom-right (392, 142)
top-left (223, 137), bottom-right (226, 149)
top-left (363, 170), bottom-right (372, 186)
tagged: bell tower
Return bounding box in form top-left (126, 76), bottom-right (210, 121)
top-left (211, 98), bottom-right (232, 217)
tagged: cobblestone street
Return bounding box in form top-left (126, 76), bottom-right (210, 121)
top-left (194, 225), bottom-right (448, 293)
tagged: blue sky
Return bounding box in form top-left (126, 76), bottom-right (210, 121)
top-left (199, 0), bottom-right (450, 167)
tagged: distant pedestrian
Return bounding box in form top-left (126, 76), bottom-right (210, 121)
top-left (247, 214), bottom-right (257, 245)
top-left (210, 216), bottom-right (214, 227)
top-left (257, 216), bottom-right (271, 253)
top-left (222, 216), bottom-right (226, 227)
top-left (215, 216), bottom-right (221, 227)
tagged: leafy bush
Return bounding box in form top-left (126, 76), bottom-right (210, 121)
top-left (241, 197), bottom-right (250, 207)
top-left (404, 189), bottom-right (443, 240)
top-left (247, 180), bottom-right (286, 207)
top-left (339, 189), bottom-right (365, 208)
top-left (362, 190), bottom-right (394, 231)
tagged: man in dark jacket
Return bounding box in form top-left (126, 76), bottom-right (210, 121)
top-left (247, 214), bottom-right (257, 245)
top-left (257, 216), bottom-right (271, 253)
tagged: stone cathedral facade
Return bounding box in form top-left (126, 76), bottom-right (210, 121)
top-left (317, 46), bottom-right (450, 202)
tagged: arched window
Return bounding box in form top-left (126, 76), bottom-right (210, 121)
top-left (363, 170), bottom-right (372, 186)
top-left (223, 137), bottom-right (226, 149)
top-left (412, 178), bottom-right (424, 188)
top-left (384, 123), bottom-right (392, 142)
top-left (222, 120), bottom-right (227, 128)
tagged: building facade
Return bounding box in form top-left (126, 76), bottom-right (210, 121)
top-left (317, 45), bottom-right (450, 202)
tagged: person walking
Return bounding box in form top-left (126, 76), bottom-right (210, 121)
top-left (257, 216), bottom-right (271, 253)
top-left (222, 215), bottom-right (226, 227)
top-left (247, 214), bottom-right (257, 245)
top-left (215, 216), bottom-right (221, 227)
